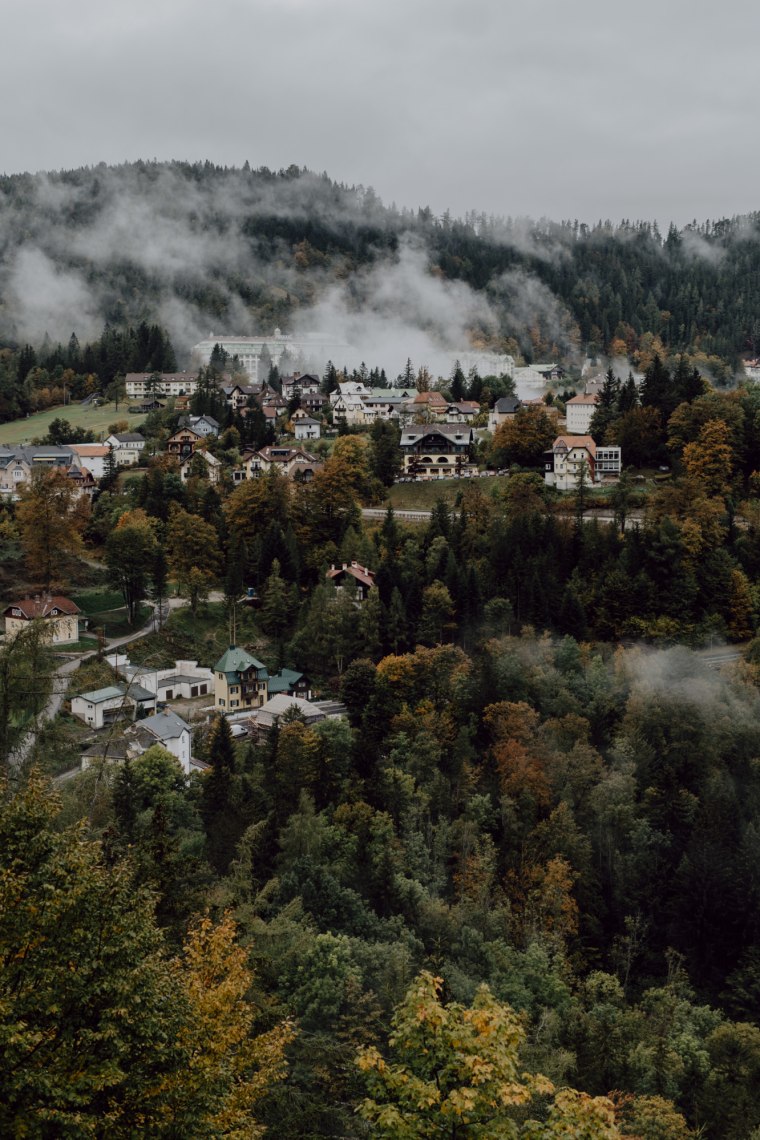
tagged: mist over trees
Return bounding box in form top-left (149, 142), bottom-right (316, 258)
top-left (2, 161), bottom-right (760, 376)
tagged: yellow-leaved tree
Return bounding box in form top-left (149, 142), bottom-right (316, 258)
top-left (357, 971), bottom-right (620, 1139)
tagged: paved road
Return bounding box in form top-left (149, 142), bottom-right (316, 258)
top-left (362, 507), bottom-right (645, 529)
top-left (8, 597), bottom-right (185, 769)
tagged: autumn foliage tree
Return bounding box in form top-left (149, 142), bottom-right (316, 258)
top-left (357, 971), bottom-right (620, 1138)
top-left (15, 468), bottom-right (88, 586)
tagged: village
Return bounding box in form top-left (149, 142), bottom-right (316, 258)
top-left (0, 337), bottom-right (626, 781)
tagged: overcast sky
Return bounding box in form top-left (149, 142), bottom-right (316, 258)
top-left (2, 0), bottom-right (759, 228)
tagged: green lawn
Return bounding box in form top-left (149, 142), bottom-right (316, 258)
top-left (385, 475), bottom-right (512, 511)
top-left (69, 587), bottom-right (151, 638)
top-left (0, 401), bottom-right (144, 446)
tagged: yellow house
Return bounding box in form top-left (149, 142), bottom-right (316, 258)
top-left (3, 595), bottom-right (81, 644)
top-left (213, 646), bottom-right (269, 711)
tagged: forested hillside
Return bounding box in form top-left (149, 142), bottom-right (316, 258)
top-left (2, 160), bottom-right (760, 375)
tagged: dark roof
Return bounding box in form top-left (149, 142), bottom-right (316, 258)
top-left (494, 396), bottom-right (521, 414)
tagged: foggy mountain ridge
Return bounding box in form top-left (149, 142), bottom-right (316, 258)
top-left (2, 160), bottom-right (760, 375)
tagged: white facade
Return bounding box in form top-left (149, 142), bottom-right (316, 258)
top-left (68, 444), bottom-right (109, 480)
top-left (565, 394), bottom-right (598, 435)
top-left (125, 372), bottom-right (199, 399)
top-left (107, 655), bottom-right (214, 701)
top-left (192, 331), bottom-right (351, 382)
top-left (105, 434), bottom-right (146, 466)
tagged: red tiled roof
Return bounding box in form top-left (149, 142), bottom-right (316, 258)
top-left (326, 562), bottom-right (375, 589)
top-left (4, 596), bottom-right (80, 620)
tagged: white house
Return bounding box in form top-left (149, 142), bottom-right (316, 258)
top-left (107, 654), bottom-right (214, 701)
top-left (68, 444), bottom-right (110, 481)
top-left (125, 372), bottom-right (199, 399)
top-left (544, 435), bottom-right (621, 490)
top-left (125, 709), bottom-right (193, 774)
top-left (293, 416), bottom-right (321, 440)
top-left (72, 683), bottom-right (156, 729)
top-left (565, 393), bottom-right (598, 435)
top-left (105, 432), bottom-right (146, 466)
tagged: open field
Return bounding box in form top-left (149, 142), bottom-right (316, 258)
top-left (69, 587), bottom-right (152, 639)
top-left (0, 401), bottom-right (144, 446)
top-left (385, 475), bottom-right (512, 510)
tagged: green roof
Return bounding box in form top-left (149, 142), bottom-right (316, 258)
top-left (214, 646), bottom-right (268, 679)
top-left (267, 668), bottom-right (304, 694)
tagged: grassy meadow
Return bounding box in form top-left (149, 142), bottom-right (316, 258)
top-left (0, 401), bottom-right (144, 446)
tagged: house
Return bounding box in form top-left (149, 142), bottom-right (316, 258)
top-left (267, 667), bottom-right (311, 700)
top-left (326, 561), bottom-right (376, 601)
top-left (399, 424), bottom-right (475, 478)
top-left (0, 445), bottom-right (83, 498)
top-left (178, 414), bottom-right (220, 438)
top-left (105, 432), bottom-right (146, 466)
top-left (255, 694), bottom-right (326, 736)
top-left (107, 654), bottom-right (214, 701)
top-left (3, 595), bottom-right (81, 645)
top-left (66, 465), bottom-right (97, 499)
top-left (412, 391), bottom-right (448, 420)
top-left (213, 646), bottom-right (269, 711)
top-left (445, 401), bottom-right (480, 423)
top-left (124, 709), bottom-right (193, 774)
top-left (234, 445), bottom-right (322, 483)
top-left (543, 435), bottom-right (622, 490)
top-left (487, 396), bottom-right (522, 431)
top-left (293, 416), bottom-right (321, 441)
top-left (68, 444), bottom-right (110, 481)
top-left (166, 426), bottom-right (204, 460)
top-left (179, 449), bottom-right (222, 485)
top-left (281, 372), bottom-right (321, 399)
top-left (565, 393), bottom-right (598, 435)
top-left (301, 391), bottom-right (327, 415)
top-left (71, 683), bottom-right (156, 729)
top-left (129, 399), bottom-right (165, 414)
top-left (125, 372), bottom-right (199, 399)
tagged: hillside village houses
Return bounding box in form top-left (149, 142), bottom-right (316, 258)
top-left (191, 331), bottom-right (351, 382)
top-left (326, 561), bottom-right (376, 601)
top-left (0, 444), bottom-right (95, 499)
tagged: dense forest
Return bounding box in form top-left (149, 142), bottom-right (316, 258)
top-left (3, 162), bottom-right (760, 1137)
top-left (2, 161), bottom-right (760, 376)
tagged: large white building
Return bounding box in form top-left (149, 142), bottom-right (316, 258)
top-left (544, 435), bottom-right (621, 490)
top-left (191, 330), bottom-right (351, 382)
top-left (125, 372), bottom-right (199, 399)
top-left (565, 393), bottom-right (598, 434)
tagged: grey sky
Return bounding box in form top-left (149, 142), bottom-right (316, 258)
top-left (2, 0), bottom-right (759, 227)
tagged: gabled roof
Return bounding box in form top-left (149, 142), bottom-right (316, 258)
top-left (566, 393), bottom-right (598, 405)
top-left (267, 668), bottom-right (305, 694)
top-left (110, 432), bottom-right (145, 443)
top-left (134, 709), bottom-right (190, 740)
top-left (552, 435), bottom-right (596, 457)
top-left (326, 562), bottom-right (375, 589)
top-left (214, 646), bottom-right (268, 677)
top-left (413, 390), bottom-right (447, 405)
top-left (494, 396), bottom-right (521, 414)
top-left (4, 596), bottom-right (80, 620)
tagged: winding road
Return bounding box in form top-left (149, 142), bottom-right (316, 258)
top-left (9, 598), bottom-right (185, 769)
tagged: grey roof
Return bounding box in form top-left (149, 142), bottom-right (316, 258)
top-left (81, 740), bottom-right (127, 760)
top-left (112, 432), bottom-right (145, 443)
top-left (75, 685), bottom-right (127, 704)
top-left (494, 396), bottom-right (521, 414)
top-left (136, 709), bottom-right (190, 740)
top-left (0, 444), bottom-right (76, 466)
top-left (75, 682), bottom-right (154, 704)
